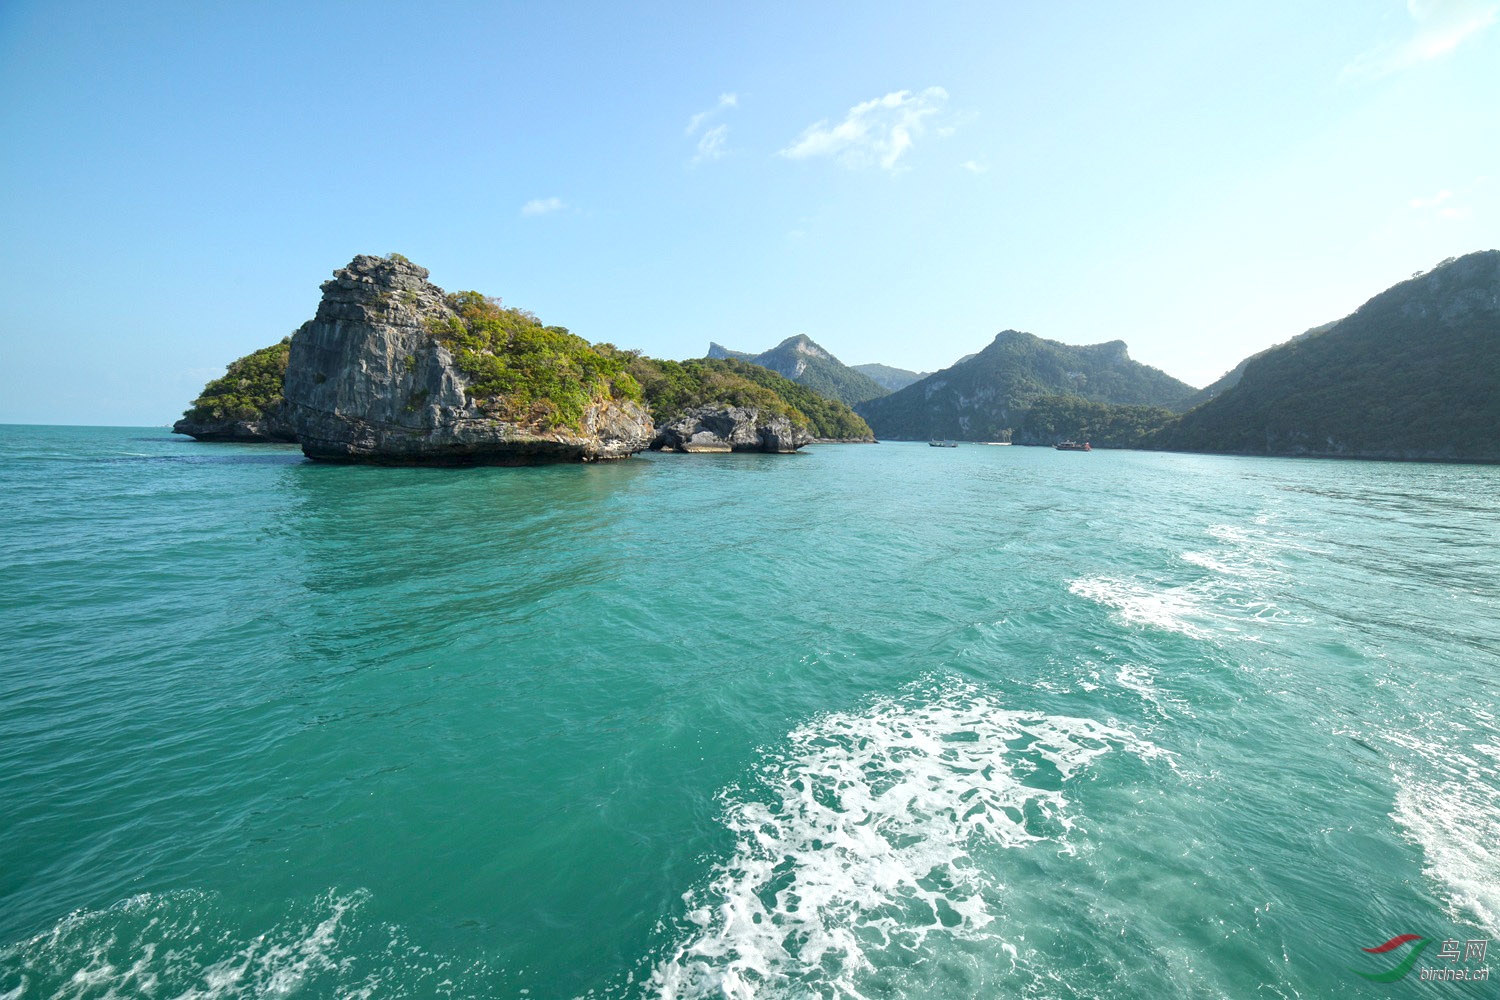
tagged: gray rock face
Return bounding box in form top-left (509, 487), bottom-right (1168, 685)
top-left (651, 406), bottom-right (812, 453)
top-left (284, 255), bottom-right (653, 464)
top-left (705, 341), bottom-right (755, 361)
top-left (171, 409), bottom-right (297, 443)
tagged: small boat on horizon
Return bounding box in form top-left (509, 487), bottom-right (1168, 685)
top-left (1055, 440), bottom-right (1092, 451)
top-left (929, 439), bottom-right (957, 448)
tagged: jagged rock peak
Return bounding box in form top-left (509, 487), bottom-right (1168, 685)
top-left (774, 334), bottom-right (832, 359)
top-left (312, 254), bottom-right (451, 327)
top-left (706, 341), bottom-right (753, 360)
top-left (327, 253), bottom-right (431, 290)
top-left (1094, 339), bottom-right (1131, 362)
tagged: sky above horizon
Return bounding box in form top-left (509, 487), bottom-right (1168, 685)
top-left (2, 1), bottom-right (1497, 425)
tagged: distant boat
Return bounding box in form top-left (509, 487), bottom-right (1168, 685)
top-left (1055, 440), bottom-right (1092, 451)
top-left (929, 439), bottom-right (957, 448)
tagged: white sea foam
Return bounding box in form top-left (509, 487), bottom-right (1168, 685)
top-left (1386, 728), bottom-right (1500, 937)
top-left (1113, 662), bottom-right (1187, 720)
top-left (1194, 521), bottom-right (1305, 579)
top-left (1180, 550), bottom-right (1243, 577)
top-left (1068, 576), bottom-right (1211, 639)
top-left (1070, 519), bottom-right (1313, 641)
top-left (649, 681), bottom-right (1168, 998)
top-left (1206, 523), bottom-right (1252, 545)
top-left (0, 888), bottom-right (489, 999)
top-left (0, 890), bottom-right (364, 1000)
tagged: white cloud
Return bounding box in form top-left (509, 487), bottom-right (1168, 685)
top-left (961, 159), bottom-right (989, 175)
top-left (685, 93), bottom-right (739, 166)
top-left (1343, 0), bottom-right (1498, 81)
top-left (686, 92), bottom-right (739, 135)
top-left (520, 197), bottom-right (565, 217)
top-left (1409, 189), bottom-right (1453, 208)
top-left (693, 124), bottom-right (730, 164)
top-left (779, 87), bottom-right (951, 171)
top-left (1407, 177), bottom-right (1490, 220)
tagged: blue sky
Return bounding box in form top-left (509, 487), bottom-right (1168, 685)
top-left (1, 0), bottom-right (1496, 425)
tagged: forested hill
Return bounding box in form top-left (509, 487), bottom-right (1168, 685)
top-left (1151, 251), bottom-right (1500, 462)
top-left (855, 330), bottom-right (1199, 441)
top-left (852, 363), bottom-right (928, 392)
top-left (705, 335), bottom-right (889, 408)
top-left (1187, 321), bottom-right (1338, 408)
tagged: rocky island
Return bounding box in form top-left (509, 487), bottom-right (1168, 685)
top-left (175, 255), bottom-right (874, 461)
top-left (283, 254), bottom-right (652, 463)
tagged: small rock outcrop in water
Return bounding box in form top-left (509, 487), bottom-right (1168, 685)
top-left (173, 409), bottom-right (296, 442)
top-left (283, 255), bottom-right (652, 463)
top-left (651, 405), bottom-right (813, 453)
top-left (172, 413), bottom-right (295, 443)
top-left (610, 353), bottom-right (874, 442)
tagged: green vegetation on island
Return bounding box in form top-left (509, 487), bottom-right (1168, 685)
top-left (429, 292), bottom-right (643, 431)
top-left (722, 358), bottom-right (875, 439)
top-left (851, 362), bottom-right (928, 392)
top-left (180, 339), bottom-right (291, 425)
top-left (708, 335), bottom-right (890, 408)
top-left (1015, 395), bottom-right (1176, 448)
top-left (600, 350), bottom-right (875, 440)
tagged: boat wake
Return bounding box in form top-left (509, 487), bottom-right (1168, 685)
top-left (1387, 725), bottom-right (1500, 938)
top-left (646, 679), bottom-right (1170, 998)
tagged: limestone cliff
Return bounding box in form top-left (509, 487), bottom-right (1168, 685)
top-left (651, 406), bottom-right (813, 453)
top-left (284, 255), bottom-right (652, 463)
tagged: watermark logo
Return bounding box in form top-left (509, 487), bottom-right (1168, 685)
top-left (1355, 934), bottom-right (1430, 983)
top-left (1354, 933), bottom-right (1489, 984)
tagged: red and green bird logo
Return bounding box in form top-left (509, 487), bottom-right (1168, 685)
top-left (1354, 934), bottom-right (1430, 983)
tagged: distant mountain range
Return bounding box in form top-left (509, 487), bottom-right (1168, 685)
top-left (1151, 251), bottom-right (1500, 461)
top-left (701, 252), bottom-right (1498, 461)
top-left (853, 358), bottom-right (986, 392)
top-left (706, 335), bottom-right (890, 408)
top-left (855, 331), bottom-right (1198, 441)
top-left (851, 363), bottom-right (929, 392)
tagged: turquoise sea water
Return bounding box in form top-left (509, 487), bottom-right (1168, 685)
top-left (2, 425), bottom-right (1497, 998)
